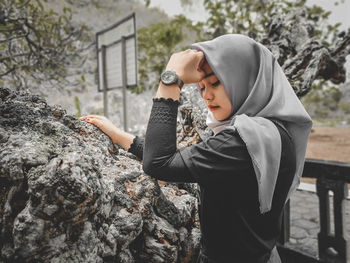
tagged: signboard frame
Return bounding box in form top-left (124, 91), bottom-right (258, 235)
top-left (95, 13), bottom-right (137, 131)
top-left (96, 13), bottom-right (137, 92)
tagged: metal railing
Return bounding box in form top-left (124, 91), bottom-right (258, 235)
top-left (278, 158), bottom-right (350, 263)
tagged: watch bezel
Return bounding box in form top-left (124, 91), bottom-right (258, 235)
top-left (161, 70), bottom-right (178, 85)
top-left (160, 70), bottom-right (184, 90)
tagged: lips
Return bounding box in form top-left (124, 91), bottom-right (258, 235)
top-left (208, 105), bottom-right (220, 111)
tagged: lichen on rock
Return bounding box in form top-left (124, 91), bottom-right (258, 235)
top-left (0, 88), bottom-right (200, 263)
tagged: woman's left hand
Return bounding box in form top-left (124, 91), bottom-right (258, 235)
top-left (165, 49), bottom-right (205, 84)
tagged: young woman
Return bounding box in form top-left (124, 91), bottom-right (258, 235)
top-left (81, 34), bottom-right (312, 263)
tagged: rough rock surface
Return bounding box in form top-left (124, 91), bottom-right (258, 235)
top-left (261, 7), bottom-right (350, 97)
top-left (0, 87), bottom-right (200, 263)
top-left (177, 85), bottom-right (213, 147)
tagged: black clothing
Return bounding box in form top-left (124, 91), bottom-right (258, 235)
top-left (128, 97), bottom-right (296, 263)
top-left (128, 135), bottom-right (144, 160)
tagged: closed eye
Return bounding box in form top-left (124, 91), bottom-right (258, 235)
top-left (211, 80), bottom-right (220, 87)
top-left (199, 78), bottom-right (220, 92)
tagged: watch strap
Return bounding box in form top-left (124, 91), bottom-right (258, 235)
top-left (176, 77), bottom-right (184, 90)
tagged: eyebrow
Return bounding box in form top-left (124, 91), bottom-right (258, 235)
top-left (204, 72), bottom-right (215, 79)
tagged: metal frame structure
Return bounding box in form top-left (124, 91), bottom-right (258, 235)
top-left (95, 13), bottom-right (137, 131)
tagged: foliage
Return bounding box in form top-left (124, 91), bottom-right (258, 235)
top-left (339, 102), bottom-right (350, 114)
top-left (74, 96), bottom-right (81, 117)
top-left (136, 15), bottom-right (205, 93)
top-left (0, 0), bottom-right (93, 90)
top-left (302, 81), bottom-right (343, 119)
top-left (202, 0), bottom-right (341, 44)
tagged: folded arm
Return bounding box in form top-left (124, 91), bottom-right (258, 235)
top-left (141, 97), bottom-right (254, 186)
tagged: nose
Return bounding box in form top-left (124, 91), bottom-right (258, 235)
top-left (202, 83), bottom-right (214, 102)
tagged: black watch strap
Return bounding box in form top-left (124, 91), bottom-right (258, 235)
top-left (176, 77), bottom-right (184, 90)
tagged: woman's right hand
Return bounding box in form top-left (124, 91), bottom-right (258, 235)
top-left (79, 115), bottom-right (119, 142)
top-left (165, 49), bottom-right (205, 84)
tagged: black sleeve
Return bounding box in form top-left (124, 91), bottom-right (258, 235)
top-left (142, 97), bottom-right (254, 185)
top-left (128, 136), bottom-right (144, 160)
top-left (179, 129), bottom-right (254, 187)
top-left (142, 97), bottom-right (196, 182)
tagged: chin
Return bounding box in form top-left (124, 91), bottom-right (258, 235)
top-left (214, 115), bottom-right (224, 121)
top-left (214, 113), bottom-right (231, 121)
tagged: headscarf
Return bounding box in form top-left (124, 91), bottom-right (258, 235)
top-left (190, 34), bottom-right (313, 214)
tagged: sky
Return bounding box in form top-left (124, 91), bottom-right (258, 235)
top-left (146, 0), bottom-right (350, 76)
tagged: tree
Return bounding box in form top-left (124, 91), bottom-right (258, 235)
top-left (202, 0), bottom-right (342, 43)
top-left (0, 0), bottom-right (93, 90)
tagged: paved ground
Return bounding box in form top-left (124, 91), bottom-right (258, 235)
top-left (285, 189), bottom-right (350, 258)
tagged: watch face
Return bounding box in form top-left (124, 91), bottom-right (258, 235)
top-left (161, 71), bottom-right (176, 85)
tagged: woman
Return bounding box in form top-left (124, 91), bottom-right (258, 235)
top-left (81, 34), bottom-right (312, 263)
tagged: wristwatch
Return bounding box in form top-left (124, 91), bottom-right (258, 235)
top-left (160, 70), bottom-right (184, 90)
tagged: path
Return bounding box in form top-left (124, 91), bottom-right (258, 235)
top-left (286, 189), bottom-right (350, 258)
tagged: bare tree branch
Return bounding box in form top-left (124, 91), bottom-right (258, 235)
top-left (0, 66), bottom-right (15, 77)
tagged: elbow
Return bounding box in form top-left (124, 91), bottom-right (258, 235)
top-left (142, 146), bottom-right (153, 175)
top-left (142, 157), bottom-right (159, 177)
top-left (142, 146), bottom-right (176, 179)
top-left (142, 156), bottom-right (166, 179)
top-left (142, 160), bottom-right (154, 175)
top-left (142, 162), bottom-right (162, 180)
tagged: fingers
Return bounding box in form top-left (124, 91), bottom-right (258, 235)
top-left (186, 49), bottom-right (204, 71)
top-left (80, 115), bottom-right (103, 120)
top-left (166, 49), bottom-right (206, 83)
top-left (190, 50), bottom-right (205, 78)
top-left (79, 115), bottom-right (103, 128)
top-left (197, 57), bottom-right (205, 73)
top-left (85, 118), bottom-right (103, 129)
top-left (79, 115), bottom-right (105, 126)
top-left (81, 117), bottom-right (94, 123)
top-left (185, 49), bottom-right (204, 59)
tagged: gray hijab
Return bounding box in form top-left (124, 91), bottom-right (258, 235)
top-left (191, 34), bottom-right (313, 214)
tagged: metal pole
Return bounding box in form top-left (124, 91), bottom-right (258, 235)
top-left (102, 45), bottom-right (109, 118)
top-left (121, 36), bottom-right (128, 132)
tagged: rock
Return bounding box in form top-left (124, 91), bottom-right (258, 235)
top-left (262, 7), bottom-right (350, 97)
top-left (0, 88), bottom-right (200, 262)
top-left (290, 226), bottom-right (308, 240)
top-left (178, 85), bottom-right (213, 145)
top-left (293, 219), bottom-right (319, 230)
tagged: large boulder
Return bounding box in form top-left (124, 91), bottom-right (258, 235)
top-left (0, 87), bottom-right (200, 263)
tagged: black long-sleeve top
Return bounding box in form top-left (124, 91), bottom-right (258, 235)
top-left (128, 97), bottom-right (296, 263)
